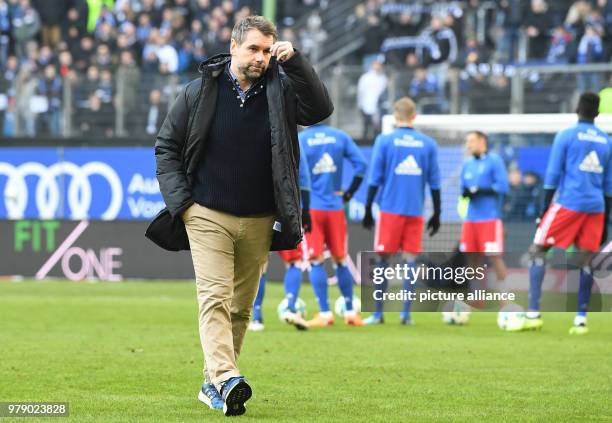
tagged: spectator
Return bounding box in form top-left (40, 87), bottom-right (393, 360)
top-left (408, 67), bottom-right (442, 114)
top-left (422, 15), bottom-right (457, 112)
top-left (0, 55), bottom-right (18, 135)
top-left (79, 92), bottom-right (114, 137)
top-left (57, 50), bottom-right (74, 78)
top-left (114, 0), bottom-right (136, 28)
top-left (357, 58), bottom-right (387, 142)
top-left (504, 169), bottom-right (542, 221)
top-left (459, 36), bottom-right (488, 67)
top-left (86, 0), bottom-right (114, 34)
top-left (361, 13), bottom-right (385, 70)
top-left (145, 88), bottom-right (165, 135)
top-left (1, 0), bottom-right (12, 67)
top-left (97, 68), bottom-right (113, 104)
top-left (158, 7), bottom-right (173, 37)
top-left (95, 21), bottom-right (116, 44)
top-left (546, 25), bottom-right (571, 64)
top-left (135, 13), bottom-right (153, 45)
top-left (565, 0), bottom-right (591, 30)
top-left (155, 33), bottom-right (178, 74)
top-left (32, 0), bottom-right (68, 47)
top-left (14, 63), bottom-right (36, 136)
top-left (523, 0), bottom-right (553, 61)
top-left (504, 168), bottom-right (525, 221)
top-left (141, 29), bottom-right (160, 74)
top-left (173, 0), bottom-right (192, 23)
top-left (600, 0), bottom-right (612, 59)
top-left (75, 64), bottom-right (100, 107)
top-left (190, 0), bottom-right (211, 22)
top-left (221, 0), bottom-right (235, 17)
top-left (73, 35), bottom-right (95, 72)
top-left (300, 11), bottom-right (327, 65)
top-left (138, 0), bottom-right (162, 26)
top-left (37, 44), bottom-right (55, 67)
top-left (177, 38), bottom-right (195, 73)
top-left (494, 0), bottom-right (523, 63)
top-left (203, 17), bottom-right (222, 54)
top-left (37, 64), bottom-right (62, 136)
top-left (91, 43), bottom-right (115, 71)
top-left (67, 2), bottom-right (88, 35)
top-left (523, 171), bottom-right (542, 219)
top-left (11, 0), bottom-right (40, 60)
top-left (116, 49), bottom-right (140, 132)
top-left (189, 16), bottom-right (203, 45)
top-left (576, 22), bottom-right (604, 92)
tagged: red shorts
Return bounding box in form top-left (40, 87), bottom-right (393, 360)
top-left (277, 242), bottom-right (306, 263)
top-left (374, 212), bottom-right (424, 254)
top-left (305, 209), bottom-right (347, 258)
top-left (460, 219), bottom-right (504, 254)
top-left (534, 204), bottom-right (604, 252)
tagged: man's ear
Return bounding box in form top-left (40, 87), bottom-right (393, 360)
top-left (230, 38), bottom-right (237, 56)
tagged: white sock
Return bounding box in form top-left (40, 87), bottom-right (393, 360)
top-left (319, 311), bottom-right (333, 318)
top-left (574, 315), bottom-right (587, 326)
top-left (526, 311), bottom-right (541, 319)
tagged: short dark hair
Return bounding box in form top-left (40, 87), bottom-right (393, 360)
top-left (231, 15), bottom-right (278, 46)
top-left (468, 130), bottom-right (488, 144)
top-left (576, 92), bottom-right (600, 120)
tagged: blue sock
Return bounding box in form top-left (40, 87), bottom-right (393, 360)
top-left (577, 267), bottom-right (593, 317)
top-left (335, 263), bottom-right (354, 311)
top-left (528, 259), bottom-right (545, 313)
top-left (283, 265), bottom-right (302, 312)
top-left (374, 260), bottom-right (389, 318)
top-left (310, 263), bottom-right (330, 313)
top-left (253, 273), bottom-right (266, 322)
top-left (401, 261), bottom-right (416, 320)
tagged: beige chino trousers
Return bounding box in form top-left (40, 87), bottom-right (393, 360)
top-left (182, 203), bottom-right (273, 388)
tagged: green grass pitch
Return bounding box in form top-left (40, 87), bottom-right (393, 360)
top-left (1, 280), bottom-right (611, 422)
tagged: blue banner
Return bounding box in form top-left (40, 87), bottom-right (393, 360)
top-left (0, 146), bottom-right (549, 221)
top-left (0, 147), bottom-right (164, 220)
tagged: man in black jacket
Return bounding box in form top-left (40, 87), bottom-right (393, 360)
top-left (148, 15), bottom-right (332, 417)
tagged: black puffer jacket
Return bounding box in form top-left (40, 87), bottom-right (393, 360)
top-left (145, 52), bottom-right (333, 251)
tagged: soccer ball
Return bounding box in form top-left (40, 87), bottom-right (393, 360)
top-left (497, 304), bottom-right (526, 331)
top-left (277, 297), bottom-right (306, 321)
top-left (334, 295), bottom-right (362, 317)
top-left (441, 301), bottom-right (471, 325)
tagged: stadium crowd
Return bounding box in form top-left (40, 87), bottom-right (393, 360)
top-left (354, 0), bottom-right (612, 129)
top-left (0, 0), bottom-right (611, 138)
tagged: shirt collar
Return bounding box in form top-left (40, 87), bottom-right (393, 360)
top-left (225, 63), bottom-right (265, 101)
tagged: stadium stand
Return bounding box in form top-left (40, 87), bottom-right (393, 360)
top-left (0, 0), bottom-right (610, 139)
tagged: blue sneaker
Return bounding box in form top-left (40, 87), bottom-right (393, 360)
top-left (221, 376), bottom-right (252, 416)
top-left (198, 383), bottom-right (224, 410)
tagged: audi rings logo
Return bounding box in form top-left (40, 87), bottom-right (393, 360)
top-left (0, 161), bottom-right (123, 220)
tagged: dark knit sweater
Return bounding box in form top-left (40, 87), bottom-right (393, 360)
top-left (192, 72), bottom-right (275, 215)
